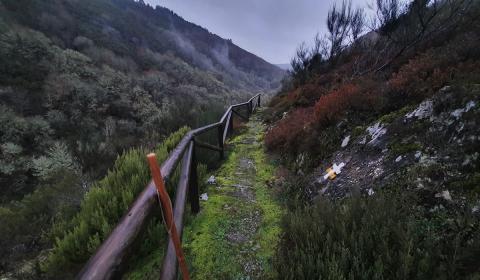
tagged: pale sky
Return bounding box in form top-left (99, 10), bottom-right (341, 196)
top-left (144, 0), bottom-right (371, 64)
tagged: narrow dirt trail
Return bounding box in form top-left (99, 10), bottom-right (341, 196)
top-left (182, 111), bottom-right (282, 280)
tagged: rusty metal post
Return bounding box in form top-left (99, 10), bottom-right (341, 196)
top-left (147, 153), bottom-right (190, 280)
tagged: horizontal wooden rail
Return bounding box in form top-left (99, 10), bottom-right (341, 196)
top-left (78, 93), bottom-right (262, 280)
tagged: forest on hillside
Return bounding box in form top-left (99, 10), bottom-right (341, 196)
top-left (266, 0), bottom-right (480, 278)
top-left (0, 0), bottom-right (283, 277)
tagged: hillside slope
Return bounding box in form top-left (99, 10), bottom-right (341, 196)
top-left (0, 0), bottom-right (283, 277)
top-left (0, 0), bottom-right (284, 201)
top-left (265, 0), bottom-right (480, 278)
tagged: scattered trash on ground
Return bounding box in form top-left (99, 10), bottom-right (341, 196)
top-left (207, 175), bottom-right (216, 185)
top-left (200, 193), bottom-right (209, 201)
top-left (323, 162), bottom-right (345, 180)
top-left (435, 190), bottom-right (452, 201)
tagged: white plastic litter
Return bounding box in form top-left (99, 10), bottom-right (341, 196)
top-left (435, 190), bottom-right (452, 201)
top-left (207, 175), bottom-right (216, 185)
top-left (323, 162), bottom-right (345, 180)
top-left (200, 193), bottom-right (209, 201)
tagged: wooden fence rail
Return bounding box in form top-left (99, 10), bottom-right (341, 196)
top-left (77, 93), bottom-right (262, 280)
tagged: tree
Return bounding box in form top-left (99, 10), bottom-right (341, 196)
top-left (327, 0), bottom-right (353, 58)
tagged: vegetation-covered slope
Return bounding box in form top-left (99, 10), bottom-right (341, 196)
top-left (265, 0), bottom-right (480, 278)
top-left (0, 0), bottom-right (283, 277)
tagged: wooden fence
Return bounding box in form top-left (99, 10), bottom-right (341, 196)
top-left (77, 93), bottom-right (262, 280)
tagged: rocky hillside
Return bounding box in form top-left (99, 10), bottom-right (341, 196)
top-left (311, 85), bottom-right (479, 212)
top-left (266, 0), bottom-right (480, 278)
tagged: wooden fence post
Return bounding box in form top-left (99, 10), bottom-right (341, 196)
top-left (217, 124), bottom-right (224, 159)
top-left (228, 111), bottom-right (233, 136)
top-left (257, 95), bottom-right (261, 108)
top-left (188, 141), bottom-right (200, 214)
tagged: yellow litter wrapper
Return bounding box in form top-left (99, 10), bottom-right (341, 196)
top-left (323, 162), bottom-right (345, 181)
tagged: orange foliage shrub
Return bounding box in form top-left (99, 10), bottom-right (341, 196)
top-left (387, 34), bottom-right (480, 99)
top-left (388, 52), bottom-right (449, 98)
top-left (313, 83), bottom-right (379, 125)
top-left (265, 107), bottom-right (314, 151)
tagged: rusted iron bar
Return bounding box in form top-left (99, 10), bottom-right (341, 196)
top-left (160, 143), bottom-right (192, 280)
top-left (195, 139), bottom-right (223, 152)
top-left (147, 153), bottom-right (190, 280)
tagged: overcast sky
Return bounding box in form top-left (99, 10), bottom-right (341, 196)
top-left (144, 0), bottom-right (371, 64)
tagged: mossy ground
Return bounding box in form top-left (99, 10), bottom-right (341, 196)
top-left (182, 111), bottom-right (282, 279)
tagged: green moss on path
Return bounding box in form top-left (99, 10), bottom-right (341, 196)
top-left (182, 111), bottom-right (282, 279)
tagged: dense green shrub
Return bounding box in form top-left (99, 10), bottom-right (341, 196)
top-left (42, 127), bottom-right (189, 276)
top-left (274, 191), bottom-right (480, 280)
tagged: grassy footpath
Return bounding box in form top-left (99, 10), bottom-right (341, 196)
top-left (182, 111), bottom-right (282, 279)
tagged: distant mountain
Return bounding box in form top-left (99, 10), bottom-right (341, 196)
top-left (275, 63), bottom-right (292, 71)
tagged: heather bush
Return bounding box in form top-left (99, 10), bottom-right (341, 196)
top-left (265, 107), bottom-right (314, 151)
top-left (42, 127), bottom-right (189, 277)
top-left (275, 191), bottom-right (480, 279)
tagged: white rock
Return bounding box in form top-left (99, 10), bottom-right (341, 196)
top-left (435, 190), bottom-right (452, 201)
top-left (341, 135), bottom-right (350, 148)
top-left (451, 100), bottom-right (476, 119)
top-left (373, 167), bottom-right (383, 179)
top-left (200, 193), bottom-right (209, 201)
top-left (366, 122), bottom-right (387, 144)
top-left (415, 151), bottom-right (422, 159)
top-left (395, 155), bottom-right (403, 162)
top-left (207, 175), bottom-right (216, 185)
top-left (405, 100), bottom-right (433, 120)
top-left (368, 188), bottom-right (375, 196)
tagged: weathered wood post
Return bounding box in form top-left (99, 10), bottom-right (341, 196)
top-left (188, 141), bottom-right (200, 214)
top-left (217, 124), bottom-right (224, 159)
top-left (228, 111), bottom-right (234, 136)
top-left (257, 95), bottom-right (261, 108)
